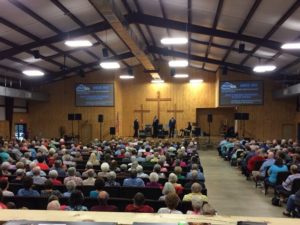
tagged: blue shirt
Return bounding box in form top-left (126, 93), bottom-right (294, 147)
top-left (89, 190), bottom-right (99, 198)
top-left (186, 171), bottom-right (205, 181)
top-left (268, 164), bottom-right (288, 184)
top-left (260, 158), bottom-right (275, 176)
top-left (123, 177), bottom-right (145, 187)
top-left (17, 188), bottom-right (40, 197)
top-left (0, 151), bottom-right (10, 162)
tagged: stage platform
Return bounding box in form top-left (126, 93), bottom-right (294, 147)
top-left (0, 210), bottom-right (297, 225)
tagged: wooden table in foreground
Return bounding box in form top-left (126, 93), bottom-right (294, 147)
top-left (0, 210), bottom-right (298, 225)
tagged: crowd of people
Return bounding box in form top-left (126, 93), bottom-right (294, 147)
top-left (0, 136), bottom-right (215, 215)
top-left (218, 138), bottom-right (300, 217)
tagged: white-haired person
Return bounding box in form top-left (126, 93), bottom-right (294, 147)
top-left (186, 196), bottom-right (203, 215)
top-left (98, 162), bottom-right (110, 178)
top-left (168, 172), bottom-right (183, 195)
top-left (136, 165), bottom-right (149, 178)
top-left (63, 167), bottom-right (83, 186)
top-left (63, 180), bottom-right (76, 197)
top-left (146, 172), bottom-right (162, 189)
top-left (159, 182), bottom-right (176, 201)
top-left (48, 170), bottom-right (62, 185)
top-left (105, 171), bottom-right (120, 187)
top-left (26, 162), bottom-right (47, 177)
top-left (32, 166), bottom-right (47, 185)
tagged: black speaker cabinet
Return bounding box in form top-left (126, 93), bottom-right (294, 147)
top-left (68, 114), bottom-right (74, 120)
top-left (74, 113), bottom-right (82, 121)
top-left (110, 127), bottom-right (116, 135)
top-left (98, 114), bottom-right (104, 123)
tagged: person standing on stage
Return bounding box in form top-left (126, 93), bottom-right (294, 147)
top-left (169, 117), bottom-right (176, 138)
top-left (133, 118), bottom-right (139, 138)
top-left (152, 116), bottom-right (159, 138)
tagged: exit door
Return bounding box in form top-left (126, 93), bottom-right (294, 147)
top-left (15, 123), bottom-right (27, 141)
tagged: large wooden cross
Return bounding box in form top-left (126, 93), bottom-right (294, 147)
top-left (134, 104), bottom-right (150, 129)
top-left (167, 104), bottom-right (184, 119)
top-left (146, 91), bottom-right (171, 119)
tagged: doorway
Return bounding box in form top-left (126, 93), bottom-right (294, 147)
top-left (15, 123), bottom-right (27, 141)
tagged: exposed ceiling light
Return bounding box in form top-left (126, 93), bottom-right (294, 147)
top-left (253, 65), bottom-right (276, 73)
top-left (161, 37), bottom-right (188, 45)
top-left (100, 62), bottom-right (120, 69)
top-left (281, 42), bottom-right (300, 49)
top-left (189, 79), bottom-right (203, 83)
top-left (151, 79), bottom-right (164, 84)
top-left (120, 75), bottom-right (134, 79)
top-left (22, 70), bottom-right (45, 77)
top-left (174, 74), bottom-right (189, 78)
top-left (65, 40), bottom-right (93, 47)
top-left (168, 60), bottom-right (188, 67)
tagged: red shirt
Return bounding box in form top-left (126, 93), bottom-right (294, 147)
top-left (36, 162), bottom-right (49, 171)
top-left (247, 155), bottom-right (265, 172)
top-left (91, 204), bottom-right (118, 212)
top-left (125, 204), bottom-right (154, 213)
top-left (51, 178), bottom-right (62, 186)
top-left (0, 202), bottom-right (7, 209)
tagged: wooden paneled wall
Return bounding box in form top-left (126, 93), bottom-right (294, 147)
top-left (29, 71), bottom-right (118, 140)
top-left (26, 63), bottom-right (297, 141)
top-left (216, 70), bottom-right (296, 140)
top-left (118, 63), bottom-right (216, 137)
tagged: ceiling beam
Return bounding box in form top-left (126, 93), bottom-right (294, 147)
top-left (89, 0), bottom-right (160, 79)
top-left (0, 18), bottom-right (65, 69)
top-left (240, 0), bottom-right (300, 65)
top-left (0, 21), bottom-right (110, 60)
top-left (191, 38), bottom-right (255, 55)
top-left (42, 52), bottom-right (134, 84)
top-left (125, 12), bottom-right (300, 58)
top-left (0, 36), bottom-right (64, 69)
top-left (222, 0), bottom-right (262, 62)
top-left (8, 0), bottom-right (85, 65)
top-left (147, 46), bottom-right (252, 73)
top-left (203, 0), bottom-right (223, 69)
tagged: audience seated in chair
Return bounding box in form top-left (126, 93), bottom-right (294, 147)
top-left (32, 166), bottom-right (47, 185)
top-left (276, 165), bottom-right (300, 197)
top-left (186, 196), bottom-right (203, 215)
top-left (89, 178), bottom-right (105, 198)
top-left (41, 179), bottom-right (62, 198)
top-left (183, 183), bottom-right (208, 202)
top-left (0, 178), bottom-right (14, 196)
top-left (91, 191), bottom-right (118, 212)
top-left (82, 169), bottom-right (96, 186)
top-left (125, 192), bottom-right (154, 213)
top-left (123, 170), bottom-right (145, 187)
top-left (146, 172), bottom-right (162, 189)
top-left (17, 176), bottom-right (40, 197)
top-left (158, 192), bottom-right (182, 214)
top-left (159, 182), bottom-right (176, 201)
top-left (63, 180), bottom-right (76, 197)
top-left (168, 173), bottom-right (183, 195)
top-left (65, 190), bottom-right (87, 211)
top-left (0, 190), bottom-right (7, 209)
top-left (105, 171), bottom-right (120, 187)
top-left (283, 189), bottom-right (300, 217)
top-left (64, 167), bottom-right (83, 186)
top-left (265, 158), bottom-right (288, 186)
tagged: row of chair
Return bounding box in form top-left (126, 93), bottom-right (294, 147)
top-left (7, 182), bottom-right (207, 199)
top-left (2, 196), bottom-right (193, 212)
